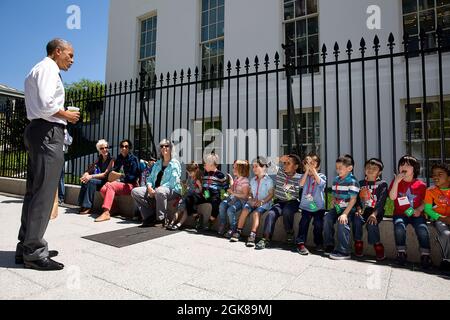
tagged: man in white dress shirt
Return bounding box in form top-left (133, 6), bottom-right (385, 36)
top-left (16, 39), bottom-right (80, 271)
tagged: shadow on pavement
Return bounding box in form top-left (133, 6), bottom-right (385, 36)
top-left (0, 251), bottom-right (23, 269)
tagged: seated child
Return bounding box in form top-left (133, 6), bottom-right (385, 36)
top-left (424, 163), bottom-right (450, 273)
top-left (354, 158), bottom-right (388, 261)
top-left (166, 161), bottom-right (202, 230)
top-left (323, 154), bottom-right (360, 260)
top-left (255, 154), bottom-right (302, 250)
top-left (232, 157), bottom-right (274, 246)
top-left (296, 153), bottom-right (327, 255)
top-left (389, 155), bottom-right (431, 269)
top-left (217, 160), bottom-right (250, 238)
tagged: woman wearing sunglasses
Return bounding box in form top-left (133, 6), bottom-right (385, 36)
top-left (131, 139), bottom-right (182, 227)
top-left (96, 139), bottom-right (140, 222)
top-left (78, 139), bottom-right (114, 215)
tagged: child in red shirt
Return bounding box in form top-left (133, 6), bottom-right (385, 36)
top-left (389, 155), bottom-right (431, 269)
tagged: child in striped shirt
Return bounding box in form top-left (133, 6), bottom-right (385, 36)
top-left (255, 154), bottom-right (302, 250)
top-left (218, 160), bottom-right (251, 238)
top-left (324, 154), bottom-right (360, 260)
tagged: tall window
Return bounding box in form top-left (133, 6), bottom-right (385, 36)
top-left (193, 118), bottom-right (222, 162)
top-left (139, 16), bottom-right (157, 82)
top-left (402, 0), bottom-right (450, 53)
top-left (405, 100), bottom-right (450, 177)
top-left (201, 0), bottom-right (224, 89)
top-left (283, 0), bottom-right (319, 74)
top-left (134, 125), bottom-right (154, 159)
top-left (281, 110), bottom-right (320, 155)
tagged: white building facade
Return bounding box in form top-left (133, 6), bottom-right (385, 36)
top-left (104, 0), bottom-right (450, 181)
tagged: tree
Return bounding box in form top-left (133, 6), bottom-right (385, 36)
top-left (65, 78), bottom-right (105, 122)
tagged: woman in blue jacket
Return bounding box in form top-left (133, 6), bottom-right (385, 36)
top-left (131, 139), bottom-right (182, 227)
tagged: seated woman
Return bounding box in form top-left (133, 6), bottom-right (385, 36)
top-left (78, 139), bottom-right (114, 215)
top-left (96, 139), bottom-right (140, 222)
top-left (131, 139), bottom-right (182, 227)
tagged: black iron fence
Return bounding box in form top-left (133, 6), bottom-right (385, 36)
top-left (0, 29), bottom-right (449, 186)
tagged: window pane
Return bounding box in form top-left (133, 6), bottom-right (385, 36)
top-left (202, 10), bottom-right (209, 26)
top-left (296, 19), bottom-right (307, 38)
top-left (308, 35), bottom-right (319, 54)
top-left (202, 27), bottom-right (208, 42)
top-left (404, 13), bottom-right (418, 35)
top-left (152, 29), bottom-right (157, 42)
top-left (420, 9), bottom-right (436, 32)
top-left (140, 47), bottom-right (145, 59)
top-left (151, 43), bottom-right (156, 56)
top-left (307, 0), bottom-right (317, 14)
top-left (209, 23), bottom-right (217, 39)
top-left (403, 0), bottom-right (418, 13)
top-left (141, 33), bottom-right (146, 45)
top-left (297, 37), bottom-right (307, 56)
top-left (218, 0), bottom-right (224, 6)
top-left (145, 44), bottom-right (151, 58)
top-left (141, 20), bottom-right (147, 32)
top-left (285, 22), bottom-right (295, 43)
top-left (217, 21), bottom-right (224, 37)
top-left (210, 41), bottom-right (218, 57)
top-left (295, 0), bottom-right (306, 17)
top-left (146, 31), bottom-right (152, 45)
top-left (218, 6), bottom-right (224, 22)
top-left (308, 16), bottom-right (319, 34)
top-left (210, 8), bottom-right (217, 24)
top-left (202, 43), bottom-right (210, 58)
top-left (419, 0), bottom-right (435, 10)
top-left (202, 0), bottom-right (209, 11)
top-left (210, 0), bottom-right (217, 8)
top-left (284, 1), bottom-right (295, 20)
top-left (437, 6), bottom-right (450, 28)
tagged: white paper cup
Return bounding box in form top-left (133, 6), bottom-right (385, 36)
top-left (67, 106), bottom-right (80, 112)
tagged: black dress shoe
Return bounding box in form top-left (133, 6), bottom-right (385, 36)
top-left (24, 257), bottom-right (64, 271)
top-left (16, 250), bottom-right (59, 265)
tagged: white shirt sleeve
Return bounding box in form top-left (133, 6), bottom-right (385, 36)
top-left (35, 64), bottom-right (62, 118)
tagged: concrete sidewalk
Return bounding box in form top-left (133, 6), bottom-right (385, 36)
top-left (0, 193), bottom-right (449, 300)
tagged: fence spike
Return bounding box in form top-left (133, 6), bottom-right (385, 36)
top-left (388, 32), bottom-right (395, 49)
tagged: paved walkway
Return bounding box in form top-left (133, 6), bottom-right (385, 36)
top-left (0, 193), bottom-right (449, 300)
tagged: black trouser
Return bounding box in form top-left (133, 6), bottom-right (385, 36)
top-left (16, 119), bottom-right (64, 262)
top-left (195, 193), bottom-right (221, 219)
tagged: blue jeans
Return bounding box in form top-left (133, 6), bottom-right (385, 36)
top-left (218, 197), bottom-right (244, 231)
top-left (296, 209), bottom-right (325, 245)
top-left (323, 208), bottom-right (355, 254)
top-left (393, 216), bottom-right (431, 254)
top-left (352, 214), bottom-right (381, 245)
top-left (263, 200), bottom-right (299, 238)
top-left (58, 168), bottom-right (65, 202)
top-left (243, 203), bottom-right (267, 215)
top-left (78, 179), bottom-right (103, 209)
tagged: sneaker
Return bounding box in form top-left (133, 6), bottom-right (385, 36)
top-left (324, 245), bottom-right (334, 256)
top-left (230, 231), bottom-right (240, 242)
top-left (203, 220), bottom-right (214, 231)
top-left (225, 229), bottom-right (233, 239)
top-left (329, 251), bottom-right (351, 260)
top-left (194, 216), bottom-right (203, 230)
top-left (286, 231), bottom-right (295, 244)
top-left (255, 239), bottom-right (269, 250)
top-left (315, 245), bottom-right (325, 252)
top-left (396, 251), bottom-right (407, 266)
top-left (420, 254), bottom-right (432, 270)
top-left (246, 233), bottom-right (256, 247)
top-left (374, 243), bottom-right (386, 261)
top-left (439, 260), bottom-right (450, 274)
top-left (354, 240), bottom-right (364, 257)
top-left (296, 243), bottom-right (309, 255)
